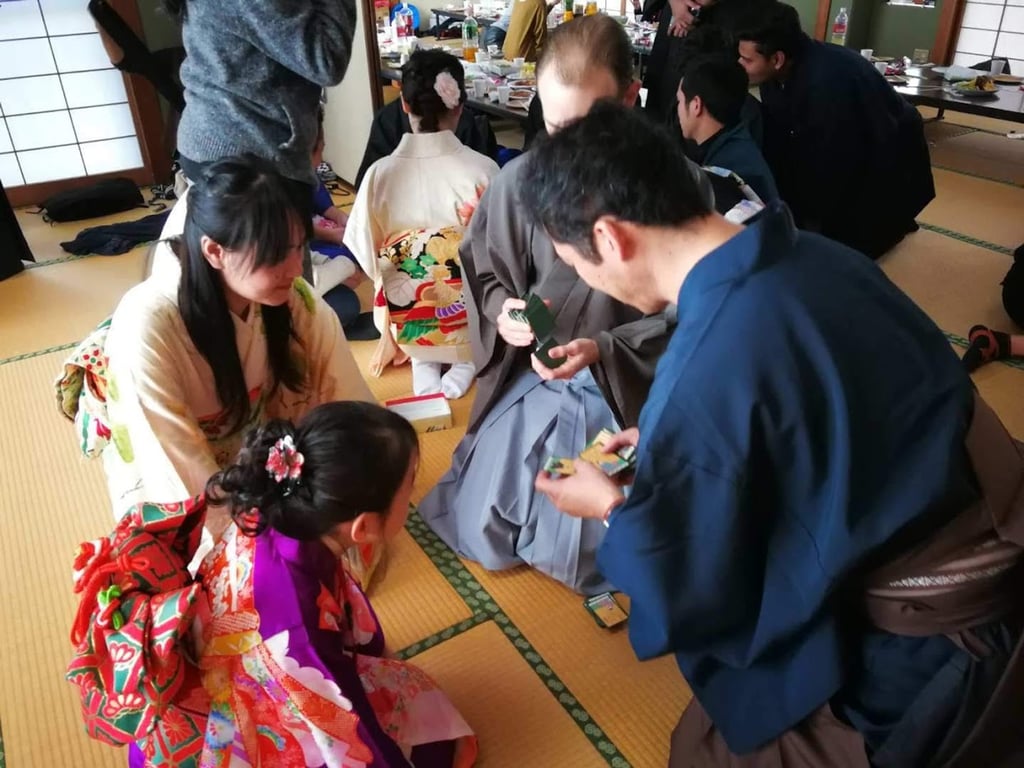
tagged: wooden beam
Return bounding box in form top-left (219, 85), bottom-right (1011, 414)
top-left (932, 0), bottom-right (967, 66)
top-left (361, 0), bottom-right (385, 114)
top-left (110, 0), bottom-right (172, 184)
top-left (814, 0), bottom-right (831, 41)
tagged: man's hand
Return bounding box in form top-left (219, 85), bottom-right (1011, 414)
top-left (603, 427), bottom-right (639, 454)
top-left (535, 461), bottom-right (625, 520)
top-left (496, 297), bottom-right (536, 347)
top-left (668, 0), bottom-right (697, 35)
top-left (531, 338), bottom-right (600, 380)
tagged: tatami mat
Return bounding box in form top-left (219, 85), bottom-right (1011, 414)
top-left (3, 117), bottom-right (1024, 768)
top-left (464, 561), bottom-right (691, 767)
top-left (928, 129), bottom-right (1024, 186)
top-left (413, 622), bottom-right (611, 767)
top-left (0, 352), bottom-right (122, 768)
top-left (920, 169), bottom-right (1024, 251)
top-left (0, 251), bottom-right (147, 362)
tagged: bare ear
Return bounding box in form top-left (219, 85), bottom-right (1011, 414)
top-left (200, 235), bottom-right (227, 270)
top-left (772, 51), bottom-right (787, 73)
top-left (592, 216), bottom-right (632, 264)
top-left (349, 512), bottom-right (384, 544)
top-left (623, 80), bottom-right (643, 109)
top-left (400, 96), bottom-right (412, 115)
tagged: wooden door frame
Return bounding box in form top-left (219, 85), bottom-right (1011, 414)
top-left (361, 0), bottom-right (385, 116)
top-left (932, 0), bottom-right (967, 65)
top-left (814, 0), bottom-right (832, 40)
top-left (6, 0), bottom-right (169, 207)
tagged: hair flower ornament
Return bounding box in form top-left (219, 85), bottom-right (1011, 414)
top-left (434, 71), bottom-right (462, 110)
top-left (266, 435), bottom-right (304, 495)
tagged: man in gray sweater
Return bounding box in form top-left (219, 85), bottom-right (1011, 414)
top-left (152, 0), bottom-right (357, 281)
top-left (169, 0), bottom-right (356, 186)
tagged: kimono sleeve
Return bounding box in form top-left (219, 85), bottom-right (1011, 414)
top-left (460, 167), bottom-right (534, 375)
top-left (103, 303), bottom-right (219, 503)
top-left (598, 459), bottom-right (764, 667)
top-left (342, 166), bottom-right (386, 282)
top-left (292, 282), bottom-right (375, 405)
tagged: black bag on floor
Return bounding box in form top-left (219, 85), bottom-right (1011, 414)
top-left (38, 178), bottom-right (146, 223)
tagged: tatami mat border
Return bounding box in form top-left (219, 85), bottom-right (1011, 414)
top-left (916, 223), bottom-right (1014, 255)
top-left (0, 343), bottom-right (77, 368)
top-left (404, 511), bottom-right (631, 767)
top-left (930, 163), bottom-right (1024, 189)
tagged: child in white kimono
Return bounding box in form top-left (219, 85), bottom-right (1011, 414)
top-left (345, 49), bottom-right (499, 399)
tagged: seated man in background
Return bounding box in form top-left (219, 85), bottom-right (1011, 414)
top-left (484, 2), bottom-right (515, 49)
top-left (528, 102), bottom-right (1024, 768)
top-left (503, 0), bottom-right (554, 61)
top-left (738, 1), bottom-right (934, 259)
top-left (678, 53), bottom-right (778, 204)
top-left (419, 16), bottom-right (710, 594)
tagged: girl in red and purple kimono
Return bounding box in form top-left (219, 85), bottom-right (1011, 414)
top-left (129, 401), bottom-right (477, 767)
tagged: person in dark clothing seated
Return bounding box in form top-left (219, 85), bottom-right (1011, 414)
top-left (677, 54), bottom-right (777, 203)
top-left (962, 242), bottom-right (1024, 372)
top-left (643, 0), bottom-right (768, 136)
top-left (354, 99), bottom-right (498, 187)
top-left (738, 2), bottom-right (934, 259)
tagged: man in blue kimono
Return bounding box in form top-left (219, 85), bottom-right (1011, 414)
top-left (737, 2), bottom-right (934, 259)
top-left (525, 103), bottom-right (1024, 767)
top-left (677, 54), bottom-right (778, 204)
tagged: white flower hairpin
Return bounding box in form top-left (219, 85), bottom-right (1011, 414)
top-left (434, 71), bottom-right (462, 110)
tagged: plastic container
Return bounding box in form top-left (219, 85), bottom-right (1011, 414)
top-left (830, 7), bottom-right (848, 47)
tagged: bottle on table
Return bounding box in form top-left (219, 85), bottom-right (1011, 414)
top-left (563, 0), bottom-right (574, 22)
top-left (584, 0), bottom-right (598, 14)
top-left (463, 12), bottom-right (479, 62)
top-left (830, 7), bottom-right (849, 46)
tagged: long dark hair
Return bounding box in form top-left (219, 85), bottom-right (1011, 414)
top-left (207, 402), bottom-right (420, 540)
top-left (400, 49), bottom-right (466, 132)
top-left (173, 155), bottom-right (309, 435)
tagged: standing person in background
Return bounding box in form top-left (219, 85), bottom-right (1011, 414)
top-left (149, 0), bottom-right (357, 282)
top-left (503, 0), bottom-right (556, 61)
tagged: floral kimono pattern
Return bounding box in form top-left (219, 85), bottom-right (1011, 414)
top-left (195, 526), bottom-right (478, 767)
top-left (374, 225), bottom-right (469, 350)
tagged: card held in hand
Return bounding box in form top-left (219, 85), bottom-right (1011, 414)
top-left (512, 293), bottom-right (565, 368)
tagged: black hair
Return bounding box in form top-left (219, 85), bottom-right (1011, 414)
top-left (172, 155), bottom-right (309, 435)
top-left (538, 15), bottom-right (635, 95)
top-left (680, 54), bottom-right (749, 128)
top-left (521, 102), bottom-right (713, 263)
top-left (207, 402), bottom-right (419, 540)
top-left (161, 0), bottom-right (186, 20)
top-left (736, 1), bottom-right (803, 60)
top-left (400, 49), bottom-right (466, 132)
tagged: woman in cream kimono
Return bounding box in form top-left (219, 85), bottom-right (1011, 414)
top-left (344, 49), bottom-right (499, 399)
top-left (57, 156), bottom-right (378, 579)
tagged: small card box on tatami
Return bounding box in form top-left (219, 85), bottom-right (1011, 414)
top-left (385, 393), bottom-right (453, 433)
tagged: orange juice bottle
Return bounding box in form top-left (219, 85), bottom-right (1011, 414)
top-left (584, 0), bottom-right (598, 14)
top-left (463, 14), bottom-right (479, 61)
top-left (563, 0), bottom-right (573, 21)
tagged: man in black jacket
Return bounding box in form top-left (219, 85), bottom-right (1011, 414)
top-left (738, 2), bottom-right (934, 258)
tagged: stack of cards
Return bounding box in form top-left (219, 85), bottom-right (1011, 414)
top-left (544, 428), bottom-right (637, 477)
top-left (508, 293), bottom-right (565, 369)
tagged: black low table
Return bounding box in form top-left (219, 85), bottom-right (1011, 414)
top-left (895, 68), bottom-right (1024, 124)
